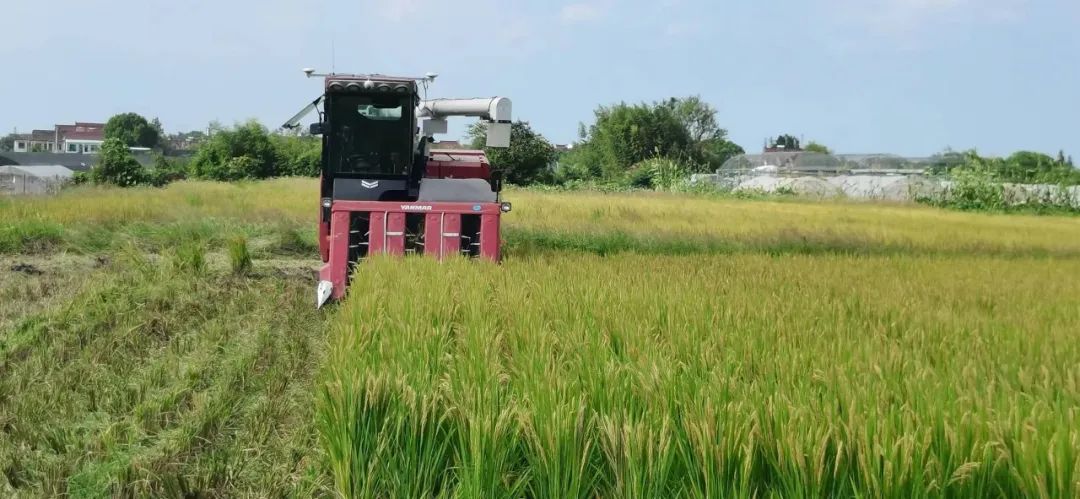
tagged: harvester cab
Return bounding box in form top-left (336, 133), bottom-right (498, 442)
top-left (282, 69), bottom-right (513, 308)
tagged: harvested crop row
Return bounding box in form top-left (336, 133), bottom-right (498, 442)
top-left (320, 254), bottom-right (1080, 498)
top-left (0, 251), bottom-right (330, 498)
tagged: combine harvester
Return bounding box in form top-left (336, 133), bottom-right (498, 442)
top-left (282, 69), bottom-right (514, 307)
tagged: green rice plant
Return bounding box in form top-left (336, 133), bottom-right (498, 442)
top-left (169, 241), bottom-right (206, 275)
top-left (228, 235), bottom-right (253, 275)
top-left (5, 179), bottom-right (1079, 260)
top-left (4, 178), bottom-right (1080, 498)
top-left (319, 254), bottom-right (1080, 498)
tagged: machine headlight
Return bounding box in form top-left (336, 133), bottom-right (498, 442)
top-left (321, 198), bottom-right (332, 209)
top-left (500, 202), bottom-right (512, 213)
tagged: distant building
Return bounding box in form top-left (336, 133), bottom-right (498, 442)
top-left (11, 122), bottom-right (107, 154)
top-left (11, 130), bottom-right (58, 152)
top-left (165, 131), bottom-right (207, 152)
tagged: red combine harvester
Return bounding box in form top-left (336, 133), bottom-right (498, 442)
top-left (282, 69), bottom-right (513, 307)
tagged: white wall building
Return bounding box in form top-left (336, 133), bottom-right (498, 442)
top-left (11, 122), bottom-right (107, 154)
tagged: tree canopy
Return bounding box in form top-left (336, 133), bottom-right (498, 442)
top-left (556, 96), bottom-right (744, 180)
top-left (104, 113), bottom-right (160, 148)
top-left (467, 121), bottom-right (557, 185)
top-left (588, 101), bottom-right (692, 177)
top-left (188, 120), bottom-right (278, 180)
top-left (0, 133), bottom-right (15, 152)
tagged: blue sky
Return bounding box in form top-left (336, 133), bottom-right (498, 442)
top-left (2, 0), bottom-right (1078, 157)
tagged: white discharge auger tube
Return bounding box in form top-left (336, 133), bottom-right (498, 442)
top-left (417, 97), bottom-right (512, 122)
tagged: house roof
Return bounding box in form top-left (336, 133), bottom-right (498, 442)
top-left (65, 130), bottom-right (105, 141)
top-left (12, 130), bottom-right (54, 142)
top-left (0, 152), bottom-right (153, 171)
top-left (0, 165), bottom-right (74, 178)
top-left (31, 130), bottom-right (55, 141)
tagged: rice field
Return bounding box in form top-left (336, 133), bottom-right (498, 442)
top-left (3, 179), bottom-right (1079, 258)
top-left (321, 254), bottom-right (1080, 498)
top-left (3, 179), bottom-right (1080, 497)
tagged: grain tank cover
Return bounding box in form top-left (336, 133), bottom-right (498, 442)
top-left (417, 178), bottom-right (498, 202)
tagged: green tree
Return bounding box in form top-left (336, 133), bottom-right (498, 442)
top-left (660, 96), bottom-right (744, 172)
top-left (804, 141), bottom-right (831, 154)
top-left (467, 121), bottom-right (557, 185)
top-left (89, 138), bottom-right (148, 187)
top-left (150, 117), bottom-right (169, 153)
top-left (588, 102), bottom-right (691, 177)
top-left (104, 113), bottom-right (160, 148)
top-left (1004, 151), bottom-right (1058, 183)
top-left (770, 134), bottom-right (801, 150)
top-left (553, 143), bottom-right (605, 184)
top-left (698, 138), bottom-right (745, 172)
top-left (189, 120), bottom-right (278, 180)
top-left (0, 133), bottom-right (15, 152)
top-left (661, 96), bottom-right (723, 143)
top-left (271, 134), bottom-right (321, 177)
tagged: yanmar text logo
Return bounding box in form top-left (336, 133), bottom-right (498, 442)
top-left (400, 205), bottom-right (433, 211)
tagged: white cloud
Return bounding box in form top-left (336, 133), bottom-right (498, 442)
top-left (664, 21), bottom-right (703, 38)
top-left (830, 0), bottom-right (1027, 35)
top-left (560, 2), bottom-right (605, 24)
top-left (374, 0), bottom-right (426, 22)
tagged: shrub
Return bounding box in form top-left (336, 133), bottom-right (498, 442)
top-left (272, 134), bottom-right (321, 177)
top-left (88, 138), bottom-right (149, 187)
top-left (624, 156), bottom-right (693, 191)
top-left (146, 154), bottom-right (188, 187)
top-left (189, 120), bottom-right (277, 181)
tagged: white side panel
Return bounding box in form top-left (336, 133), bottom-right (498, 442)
top-left (422, 118), bottom-right (448, 136)
top-left (486, 122), bottom-right (511, 148)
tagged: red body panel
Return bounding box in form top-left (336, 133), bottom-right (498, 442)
top-left (386, 212), bottom-right (406, 256)
top-left (324, 210), bottom-right (352, 300)
top-left (318, 221), bottom-right (330, 262)
top-left (319, 200), bottom-right (503, 300)
top-left (425, 149), bottom-right (491, 179)
top-left (423, 213), bottom-right (463, 260)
